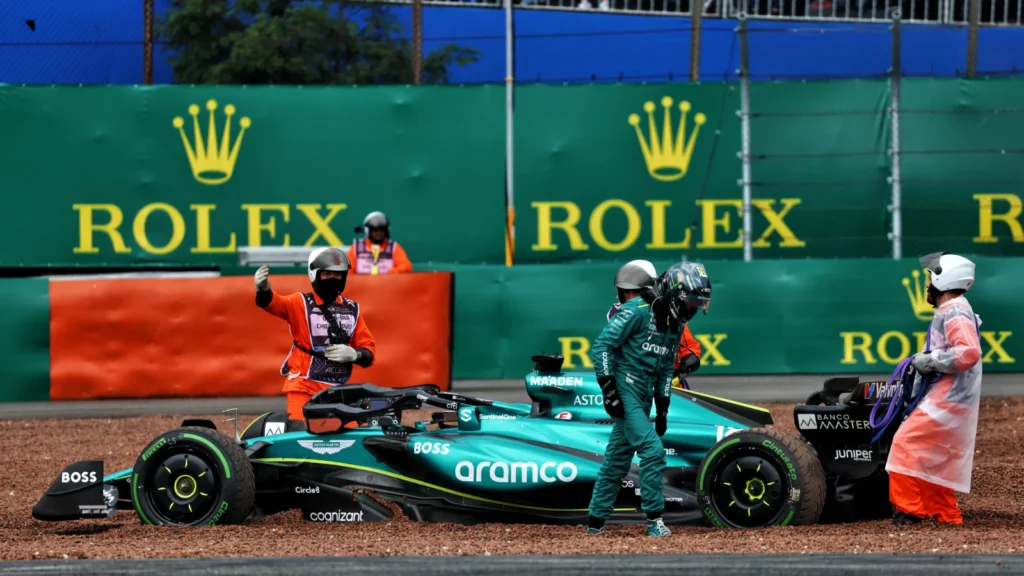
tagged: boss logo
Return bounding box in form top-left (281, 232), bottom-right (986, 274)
top-left (412, 441), bottom-right (451, 455)
top-left (62, 471), bottom-right (98, 484)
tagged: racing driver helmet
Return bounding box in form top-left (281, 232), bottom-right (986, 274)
top-left (657, 261), bottom-right (712, 326)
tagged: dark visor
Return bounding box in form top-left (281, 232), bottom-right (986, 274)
top-left (918, 251), bottom-right (946, 272)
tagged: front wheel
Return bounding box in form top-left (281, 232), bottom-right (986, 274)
top-left (697, 427), bottom-right (825, 528)
top-left (130, 426), bottom-right (255, 526)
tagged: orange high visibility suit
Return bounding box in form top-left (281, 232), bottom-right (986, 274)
top-left (886, 296), bottom-right (983, 524)
top-left (257, 289), bottom-right (376, 420)
top-left (347, 238), bottom-right (413, 275)
top-left (675, 326), bottom-right (702, 370)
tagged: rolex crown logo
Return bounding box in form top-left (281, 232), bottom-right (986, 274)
top-left (902, 269), bottom-right (934, 321)
top-left (628, 96), bottom-right (706, 182)
top-left (173, 99), bottom-right (251, 186)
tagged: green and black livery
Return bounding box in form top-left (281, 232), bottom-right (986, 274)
top-left (33, 354), bottom-right (901, 528)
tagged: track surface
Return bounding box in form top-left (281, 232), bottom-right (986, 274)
top-left (1, 554), bottom-right (1023, 575)
top-left (3, 377), bottom-right (1022, 574)
top-left (3, 373), bottom-right (1022, 419)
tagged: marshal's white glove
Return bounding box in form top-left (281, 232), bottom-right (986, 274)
top-left (254, 265), bottom-right (271, 292)
top-left (325, 344), bottom-right (358, 363)
top-left (911, 351), bottom-right (937, 375)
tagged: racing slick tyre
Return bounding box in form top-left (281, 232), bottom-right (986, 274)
top-left (697, 427), bottom-right (825, 528)
top-left (130, 426), bottom-right (255, 526)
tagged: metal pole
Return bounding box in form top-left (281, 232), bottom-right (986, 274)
top-left (690, 0), bottom-right (702, 82)
top-left (889, 10), bottom-right (903, 260)
top-left (966, 0), bottom-right (980, 77)
top-left (504, 0), bottom-right (516, 266)
top-left (737, 14), bottom-right (753, 262)
top-left (413, 0), bottom-right (423, 84)
top-left (143, 0), bottom-right (153, 84)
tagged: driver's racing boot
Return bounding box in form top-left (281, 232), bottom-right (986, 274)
top-left (586, 516), bottom-right (605, 534)
top-left (646, 517), bottom-right (671, 537)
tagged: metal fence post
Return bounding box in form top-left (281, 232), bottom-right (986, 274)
top-left (413, 0), bottom-right (423, 84)
top-left (504, 0), bottom-right (516, 266)
top-left (966, 0), bottom-right (980, 77)
top-left (690, 0), bottom-right (702, 82)
top-left (889, 10), bottom-right (903, 261)
top-left (143, 0), bottom-right (154, 85)
top-left (737, 13), bottom-right (753, 262)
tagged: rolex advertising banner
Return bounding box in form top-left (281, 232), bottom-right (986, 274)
top-left (1, 80), bottom-right (1023, 270)
top-left (447, 257), bottom-right (1020, 378)
top-left (513, 81), bottom-right (893, 263)
top-left (0, 85), bottom-right (506, 267)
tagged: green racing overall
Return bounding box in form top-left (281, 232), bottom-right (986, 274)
top-left (587, 295), bottom-right (682, 521)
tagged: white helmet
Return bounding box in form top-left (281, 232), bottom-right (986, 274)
top-left (614, 259), bottom-right (657, 290)
top-left (307, 246), bottom-right (350, 283)
top-left (920, 252), bottom-right (975, 292)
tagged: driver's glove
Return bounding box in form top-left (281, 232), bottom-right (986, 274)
top-left (325, 344), bottom-right (359, 363)
top-left (673, 354), bottom-right (700, 380)
top-left (654, 397), bottom-right (670, 437)
top-left (597, 376), bottom-right (625, 419)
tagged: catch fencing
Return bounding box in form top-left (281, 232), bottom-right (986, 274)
top-left (408, 0), bottom-right (1020, 25)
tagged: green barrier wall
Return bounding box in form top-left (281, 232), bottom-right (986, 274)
top-left (442, 258), bottom-right (1022, 378)
top-left (0, 279), bottom-right (51, 401)
top-left (900, 77), bottom-right (1024, 257)
top-left (0, 261), bottom-right (1019, 402)
top-left (1, 79), bottom-right (1023, 269)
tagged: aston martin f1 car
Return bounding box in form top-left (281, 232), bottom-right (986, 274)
top-left (33, 353), bottom-right (900, 528)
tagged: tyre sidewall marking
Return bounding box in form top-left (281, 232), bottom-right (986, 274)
top-left (134, 429), bottom-right (231, 526)
top-left (700, 433), bottom-right (802, 528)
top-left (698, 438), bottom-right (739, 529)
top-left (757, 438), bottom-right (802, 525)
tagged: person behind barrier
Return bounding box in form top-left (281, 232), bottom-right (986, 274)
top-left (346, 211), bottom-right (413, 275)
top-left (886, 252), bottom-right (982, 526)
top-left (254, 247), bottom-right (376, 421)
top-left (605, 260), bottom-right (703, 389)
top-left (587, 261), bottom-right (711, 538)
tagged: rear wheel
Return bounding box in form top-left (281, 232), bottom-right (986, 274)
top-left (130, 426), bottom-right (255, 526)
top-left (697, 427), bottom-right (825, 528)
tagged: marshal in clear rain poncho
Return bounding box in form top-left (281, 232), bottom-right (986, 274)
top-left (885, 295), bottom-right (984, 496)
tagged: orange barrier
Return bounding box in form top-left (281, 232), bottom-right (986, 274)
top-left (49, 272), bottom-right (453, 400)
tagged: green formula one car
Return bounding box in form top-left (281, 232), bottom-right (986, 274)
top-left (33, 353), bottom-right (899, 528)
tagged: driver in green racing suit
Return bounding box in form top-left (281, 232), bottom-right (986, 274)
top-left (586, 261), bottom-right (713, 537)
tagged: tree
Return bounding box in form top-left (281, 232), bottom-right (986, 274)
top-left (156, 0), bottom-right (480, 85)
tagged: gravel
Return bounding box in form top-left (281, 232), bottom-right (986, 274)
top-left (2, 399), bottom-right (1022, 559)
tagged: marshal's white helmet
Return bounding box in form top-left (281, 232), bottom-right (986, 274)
top-left (920, 252), bottom-right (975, 292)
top-left (307, 246), bottom-right (350, 283)
top-left (614, 259), bottom-right (657, 290)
